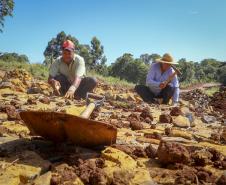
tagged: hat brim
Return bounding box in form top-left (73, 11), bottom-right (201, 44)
top-left (63, 47), bottom-right (75, 52)
top-left (156, 58), bottom-right (178, 65)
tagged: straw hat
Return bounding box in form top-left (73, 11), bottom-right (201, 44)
top-left (156, 53), bottom-right (178, 65)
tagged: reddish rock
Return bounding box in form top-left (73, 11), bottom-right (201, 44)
top-left (144, 132), bottom-right (162, 140)
top-left (75, 159), bottom-right (108, 185)
top-left (157, 141), bottom-right (191, 165)
top-left (191, 149), bottom-right (213, 166)
top-left (5, 105), bottom-right (20, 120)
top-left (128, 113), bottom-right (140, 122)
top-left (208, 148), bottom-right (223, 162)
top-left (132, 147), bottom-right (147, 158)
top-left (27, 98), bottom-right (37, 105)
top-left (159, 114), bottom-right (172, 123)
top-left (145, 144), bottom-right (157, 159)
top-left (130, 121), bottom-right (144, 130)
top-left (51, 163), bottom-right (79, 185)
top-left (165, 127), bottom-right (171, 136)
top-left (175, 167), bottom-right (197, 184)
top-left (170, 107), bottom-right (183, 116)
top-left (216, 171), bottom-right (226, 185)
top-left (197, 171), bottom-right (211, 182)
top-left (39, 97), bottom-right (50, 104)
top-left (140, 107), bottom-right (153, 122)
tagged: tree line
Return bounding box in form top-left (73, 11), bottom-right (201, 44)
top-left (43, 32), bottom-right (226, 85)
top-left (1, 31), bottom-right (226, 85)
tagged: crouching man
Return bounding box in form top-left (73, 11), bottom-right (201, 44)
top-left (48, 40), bottom-right (97, 99)
top-left (135, 53), bottom-right (180, 105)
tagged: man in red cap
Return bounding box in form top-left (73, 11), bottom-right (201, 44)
top-left (48, 40), bottom-right (97, 99)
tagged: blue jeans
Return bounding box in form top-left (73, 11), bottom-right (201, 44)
top-left (135, 85), bottom-right (175, 104)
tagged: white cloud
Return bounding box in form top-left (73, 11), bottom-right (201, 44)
top-left (189, 11), bottom-right (199, 15)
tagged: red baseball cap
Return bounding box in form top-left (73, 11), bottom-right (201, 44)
top-left (62, 40), bottom-right (75, 51)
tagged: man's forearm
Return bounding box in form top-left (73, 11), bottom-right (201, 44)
top-left (71, 76), bottom-right (81, 89)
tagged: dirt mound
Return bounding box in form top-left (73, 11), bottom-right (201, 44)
top-left (210, 86), bottom-right (226, 117)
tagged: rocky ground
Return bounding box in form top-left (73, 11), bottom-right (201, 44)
top-left (0, 69), bottom-right (225, 185)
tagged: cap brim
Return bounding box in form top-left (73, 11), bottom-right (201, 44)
top-left (156, 59), bottom-right (178, 65)
top-left (63, 47), bottom-right (75, 52)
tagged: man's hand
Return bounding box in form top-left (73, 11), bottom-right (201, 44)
top-left (159, 81), bottom-right (167, 89)
top-left (65, 85), bottom-right (76, 99)
top-left (50, 79), bottom-right (61, 95)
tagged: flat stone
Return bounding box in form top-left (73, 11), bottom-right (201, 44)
top-left (2, 121), bottom-right (29, 135)
top-left (0, 150), bottom-right (51, 184)
top-left (136, 137), bottom-right (160, 145)
top-left (62, 105), bottom-right (86, 116)
top-left (202, 115), bottom-right (217, 124)
top-left (102, 147), bottom-right (155, 184)
top-left (0, 112), bottom-right (8, 121)
top-left (173, 115), bottom-right (190, 128)
top-left (168, 129), bottom-right (193, 140)
top-left (102, 147), bottom-right (137, 170)
top-left (33, 171), bottom-right (52, 185)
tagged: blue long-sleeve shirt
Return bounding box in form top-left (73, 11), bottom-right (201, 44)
top-left (146, 63), bottom-right (180, 103)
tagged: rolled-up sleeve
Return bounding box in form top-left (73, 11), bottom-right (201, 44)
top-left (75, 57), bottom-right (86, 77)
top-left (173, 87), bottom-right (180, 103)
top-left (146, 65), bottom-right (161, 88)
top-left (49, 60), bottom-right (60, 77)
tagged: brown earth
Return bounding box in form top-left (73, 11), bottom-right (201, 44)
top-left (0, 69), bottom-right (225, 185)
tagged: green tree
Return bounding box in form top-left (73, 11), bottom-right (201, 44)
top-left (43, 33), bottom-right (106, 73)
top-left (124, 59), bottom-right (148, 84)
top-left (140, 54), bottom-right (151, 65)
top-left (90, 37), bottom-right (104, 69)
top-left (218, 65), bottom-right (226, 85)
top-left (149, 53), bottom-right (161, 63)
top-left (200, 59), bottom-right (221, 81)
top-left (0, 52), bottom-right (29, 63)
top-left (178, 59), bottom-right (195, 83)
top-left (0, 0), bottom-right (14, 32)
top-left (110, 53), bottom-right (134, 80)
top-left (110, 54), bottom-right (148, 84)
top-left (95, 55), bottom-right (109, 76)
top-left (140, 53), bottom-right (160, 65)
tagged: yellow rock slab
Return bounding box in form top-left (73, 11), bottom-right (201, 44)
top-left (131, 168), bottom-right (154, 185)
top-left (102, 147), bottom-right (137, 170)
top-left (169, 129), bottom-right (193, 140)
top-left (137, 129), bottom-right (164, 135)
top-left (2, 121), bottom-right (29, 135)
top-left (0, 113), bottom-right (8, 120)
top-left (197, 142), bottom-right (226, 156)
top-left (33, 171), bottom-right (52, 185)
top-left (63, 105), bottom-right (86, 116)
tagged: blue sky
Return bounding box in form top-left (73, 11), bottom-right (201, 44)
top-left (0, 0), bottom-right (226, 64)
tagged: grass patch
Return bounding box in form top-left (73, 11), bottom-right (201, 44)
top-left (0, 60), bottom-right (135, 88)
top-left (204, 86), bottom-right (220, 96)
top-left (0, 60), bottom-right (49, 80)
top-left (87, 70), bottom-right (134, 88)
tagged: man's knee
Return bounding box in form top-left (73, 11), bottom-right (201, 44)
top-left (83, 77), bottom-right (98, 88)
top-left (135, 85), bottom-right (148, 93)
top-left (165, 85), bottom-right (175, 96)
top-left (54, 74), bottom-right (69, 84)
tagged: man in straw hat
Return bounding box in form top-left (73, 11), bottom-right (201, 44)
top-left (48, 40), bottom-right (97, 99)
top-left (135, 53), bottom-right (179, 105)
